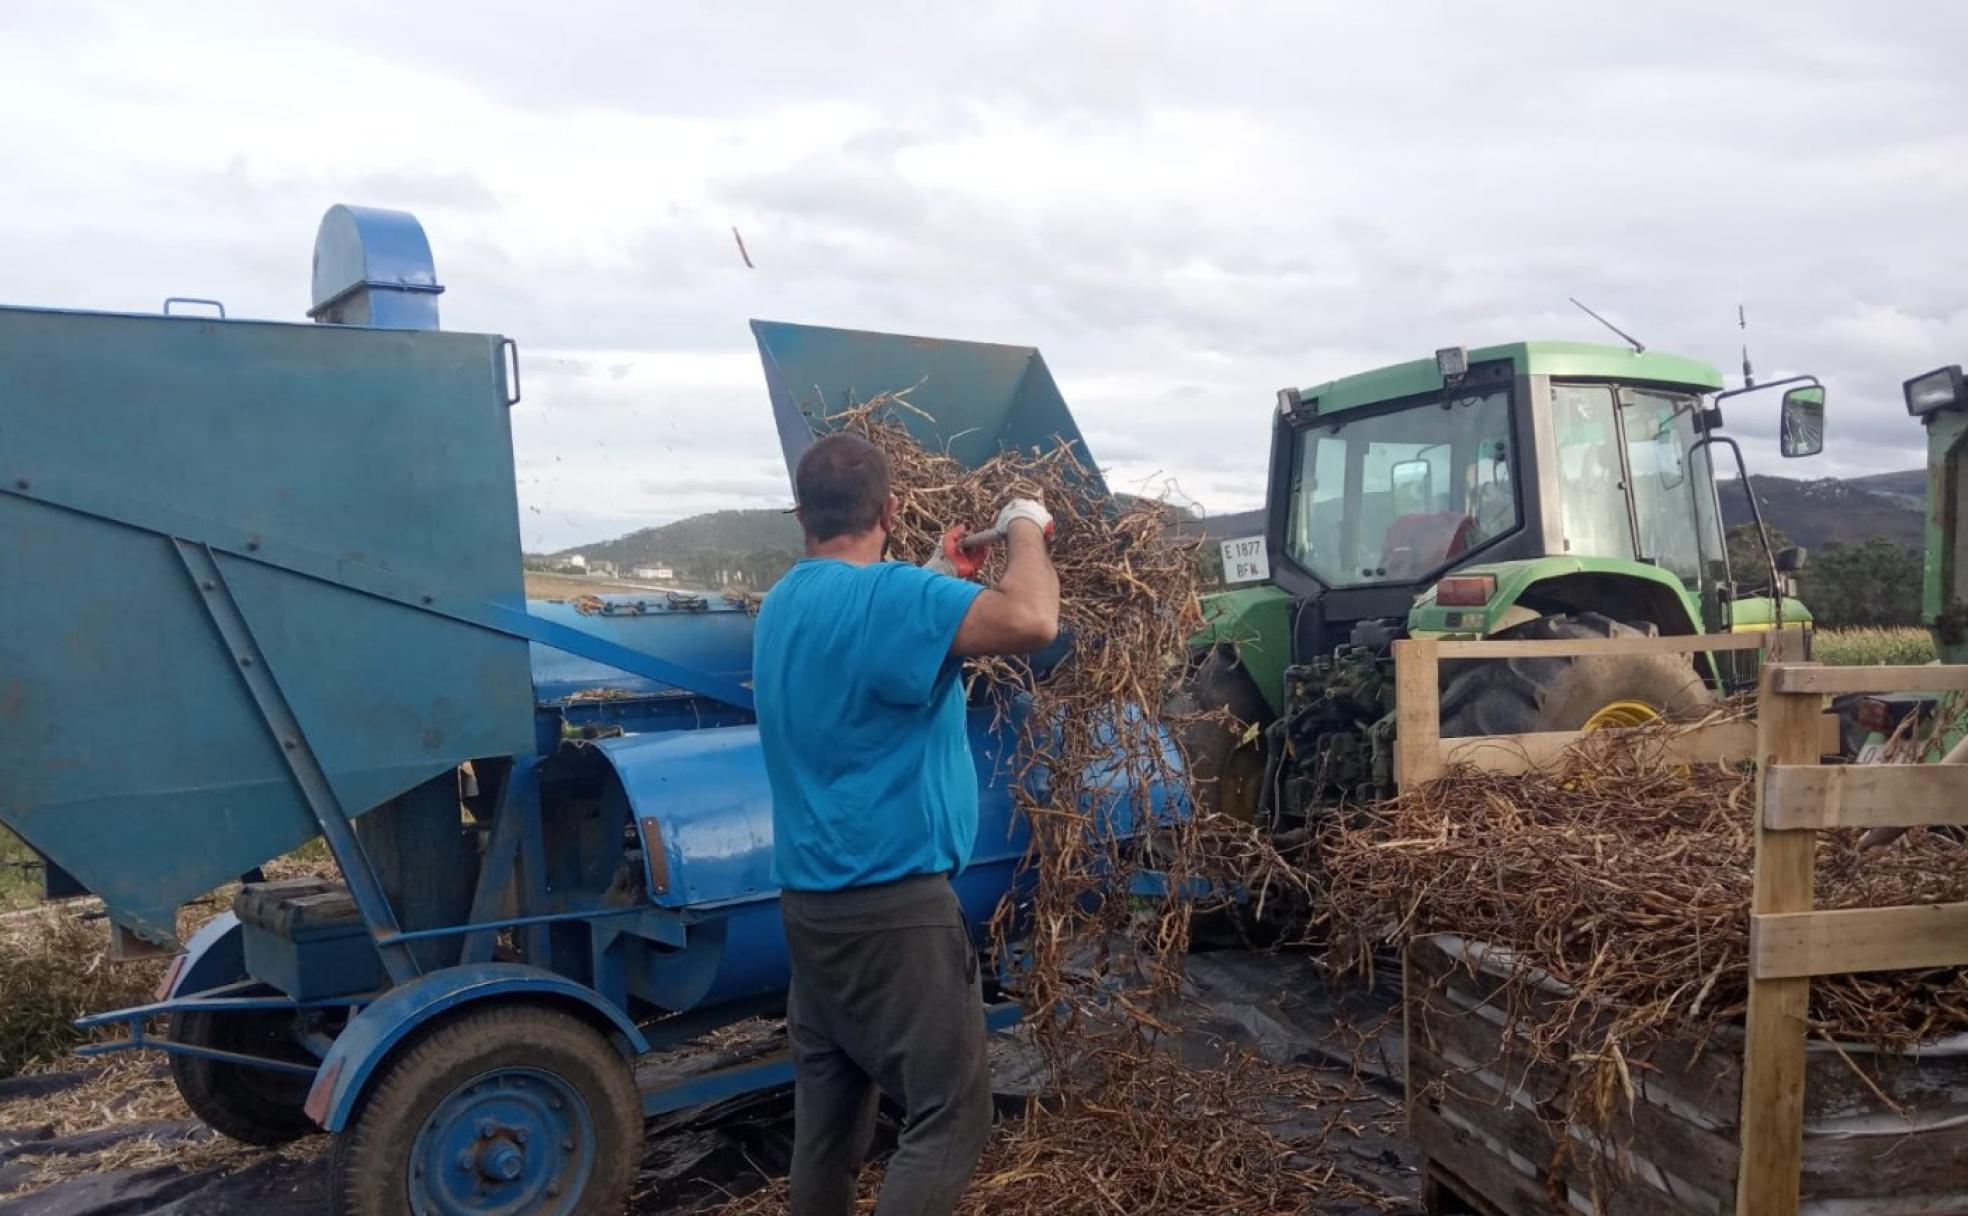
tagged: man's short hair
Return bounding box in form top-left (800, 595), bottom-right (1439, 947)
top-left (795, 433), bottom-right (891, 543)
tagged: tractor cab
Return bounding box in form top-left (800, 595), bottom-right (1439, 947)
top-left (1187, 341), bottom-right (1825, 821)
top-left (1264, 342), bottom-right (1819, 657)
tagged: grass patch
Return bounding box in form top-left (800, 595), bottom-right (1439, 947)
top-left (0, 829), bottom-right (337, 1079)
top-left (1815, 626), bottom-right (1936, 667)
top-left (0, 827), bottom-right (40, 912)
top-left (0, 908), bottom-right (166, 1078)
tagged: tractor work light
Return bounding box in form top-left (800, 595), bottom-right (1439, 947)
top-left (1905, 365), bottom-right (1964, 417)
top-left (1856, 697), bottom-right (1895, 735)
top-left (1435, 346), bottom-right (1469, 380)
top-left (1434, 574), bottom-right (1496, 607)
top-left (1277, 387), bottom-right (1302, 416)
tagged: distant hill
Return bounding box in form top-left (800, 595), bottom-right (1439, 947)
top-left (541, 469), bottom-right (1930, 584)
top-left (552, 509), bottom-right (801, 567)
top-left (1842, 469), bottom-right (1926, 509)
top-left (1181, 508), bottom-right (1265, 542)
top-left (1721, 473), bottom-right (1923, 553)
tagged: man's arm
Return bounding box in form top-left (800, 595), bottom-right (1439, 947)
top-left (952, 517), bottom-right (1059, 656)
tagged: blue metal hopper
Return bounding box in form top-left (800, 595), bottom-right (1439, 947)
top-left (751, 319), bottom-right (1107, 495)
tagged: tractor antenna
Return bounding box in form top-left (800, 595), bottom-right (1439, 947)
top-left (1738, 302), bottom-right (1756, 387)
top-left (1568, 297), bottom-right (1645, 354)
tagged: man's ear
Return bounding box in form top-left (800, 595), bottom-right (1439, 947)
top-left (879, 495), bottom-right (898, 532)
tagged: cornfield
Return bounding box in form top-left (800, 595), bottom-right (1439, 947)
top-left (1815, 625), bottom-right (1934, 666)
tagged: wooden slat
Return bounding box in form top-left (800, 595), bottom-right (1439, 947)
top-left (1393, 638), bottom-right (1442, 789)
top-left (1772, 663), bottom-right (1968, 695)
top-left (1441, 720), bottom-right (1756, 775)
top-left (1735, 683), bottom-right (1822, 1216)
top-left (1764, 763), bottom-right (1968, 830)
top-left (1436, 714), bottom-right (1839, 778)
top-left (1752, 901), bottom-right (1968, 979)
top-left (1434, 631), bottom-right (1768, 659)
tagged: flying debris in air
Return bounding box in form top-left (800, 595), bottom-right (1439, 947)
top-left (732, 226), bottom-right (755, 269)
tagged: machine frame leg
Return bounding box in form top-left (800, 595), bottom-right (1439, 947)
top-left (172, 539), bottom-right (419, 985)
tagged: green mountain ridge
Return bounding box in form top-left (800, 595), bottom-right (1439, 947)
top-left (540, 470), bottom-right (1932, 573)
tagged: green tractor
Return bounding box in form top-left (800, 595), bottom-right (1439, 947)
top-left (1184, 340), bottom-right (1827, 823)
top-left (1841, 365), bottom-right (1968, 767)
top-left (1906, 364), bottom-right (1968, 665)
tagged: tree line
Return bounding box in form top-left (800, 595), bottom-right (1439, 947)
top-left (1727, 523), bottom-right (1923, 628)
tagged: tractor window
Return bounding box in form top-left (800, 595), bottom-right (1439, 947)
top-left (1621, 389), bottom-right (1718, 585)
top-left (1287, 388), bottom-right (1516, 586)
top-left (1550, 383), bottom-right (1635, 558)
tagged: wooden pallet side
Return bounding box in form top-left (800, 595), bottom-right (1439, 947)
top-left (1737, 663), bottom-right (1968, 1216)
top-left (1392, 630), bottom-right (1809, 790)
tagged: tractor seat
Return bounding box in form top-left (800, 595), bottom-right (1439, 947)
top-left (1381, 512), bottom-right (1475, 579)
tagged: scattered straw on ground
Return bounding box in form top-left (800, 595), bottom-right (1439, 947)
top-left (1321, 716), bottom-right (1968, 1135)
top-left (0, 1053), bottom-right (324, 1198)
top-left (716, 1047), bottom-right (1395, 1216)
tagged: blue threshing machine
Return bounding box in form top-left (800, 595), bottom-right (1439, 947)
top-left (0, 206), bottom-right (1183, 1215)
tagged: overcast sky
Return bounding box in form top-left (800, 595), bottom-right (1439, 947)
top-left (5, 1), bottom-right (1966, 549)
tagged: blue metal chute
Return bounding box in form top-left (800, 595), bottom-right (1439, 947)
top-left (526, 594), bottom-right (757, 703)
top-left (751, 319), bottom-right (1108, 496)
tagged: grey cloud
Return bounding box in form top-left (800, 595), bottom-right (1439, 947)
top-left (9, 0), bottom-right (1968, 550)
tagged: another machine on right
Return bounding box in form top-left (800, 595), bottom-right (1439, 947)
top-left (1904, 363), bottom-right (1968, 663)
top-left (1181, 341), bottom-right (1827, 824)
top-left (1840, 363), bottom-right (1968, 761)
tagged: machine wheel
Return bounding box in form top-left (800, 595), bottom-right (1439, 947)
top-left (328, 1004), bottom-right (640, 1216)
top-left (1438, 612), bottom-right (1709, 738)
top-left (167, 1008), bottom-right (319, 1146)
top-left (1171, 646), bottom-right (1273, 821)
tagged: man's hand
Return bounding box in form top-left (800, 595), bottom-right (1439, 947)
top-left (994, 497), bottom-right (1054, 542)
top-left (952, 500), bottom-right (1060, 656)
top-left (922, 525), bottom-right (988, 580)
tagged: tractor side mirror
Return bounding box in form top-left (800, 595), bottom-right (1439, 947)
top-left (1390, 459), bottom-right (1433, 513)
top-left (1780, 386), bottom-right (1825, 457)
top-left (1775, 545), bottom-right (1807, 575)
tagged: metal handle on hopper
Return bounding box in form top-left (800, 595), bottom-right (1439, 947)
top-left (502, 338), bottom-right (522, 405)
top-left (163, 296), bottom-right (227, 318)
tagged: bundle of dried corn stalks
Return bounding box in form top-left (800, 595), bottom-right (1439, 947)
top-left (1322, 717), bottom-right (1968, 1136)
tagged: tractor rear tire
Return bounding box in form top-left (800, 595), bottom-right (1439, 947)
top-left (167, 1008), bottom-right (319, 1146)
top-left (1438, 612), bottom-right (1710, 738)
top-left (328, 1004), bottom-right (640, 1216)
top-left (1171, 646), bottom-right (1273, 821)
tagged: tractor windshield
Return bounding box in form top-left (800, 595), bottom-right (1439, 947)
top-left (1286, 388), bottom-right (1517, 586)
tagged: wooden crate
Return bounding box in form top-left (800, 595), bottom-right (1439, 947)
top-left (1403, 657), bottom-right (1968, 1215)
top-left (1406, 934), bottom-right (1968, 1216)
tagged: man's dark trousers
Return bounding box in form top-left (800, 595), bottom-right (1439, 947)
top-left (780, 873), bottom-right (992, 1216)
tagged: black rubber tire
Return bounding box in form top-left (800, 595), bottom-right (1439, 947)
top-left (1171, 646), bottom-right (1273, 821)
top-left (328, 1004), bottom-right (640, 1216)
top-left (167, 1008), bottom-right (319, 1146)
top-left (1438, 612), bottom-right (1710, 738)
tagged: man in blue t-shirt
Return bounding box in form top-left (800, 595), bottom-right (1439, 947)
top-left (754, 432), bottom-right (1059, 1216)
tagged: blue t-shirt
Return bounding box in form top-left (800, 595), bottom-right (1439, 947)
top-left (753, 558), bottom-right (985, 892)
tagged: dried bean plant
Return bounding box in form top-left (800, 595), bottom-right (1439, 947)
top-left (712, 389), bottom-right (1360, 1216)
top-left (1321, 715), bottom-right (1968, 1144)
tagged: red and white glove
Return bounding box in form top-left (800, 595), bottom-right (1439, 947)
top-left (994, 497), bottom-right (1054, 542)
top-left (922, 525), bottom-right (988, 579)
